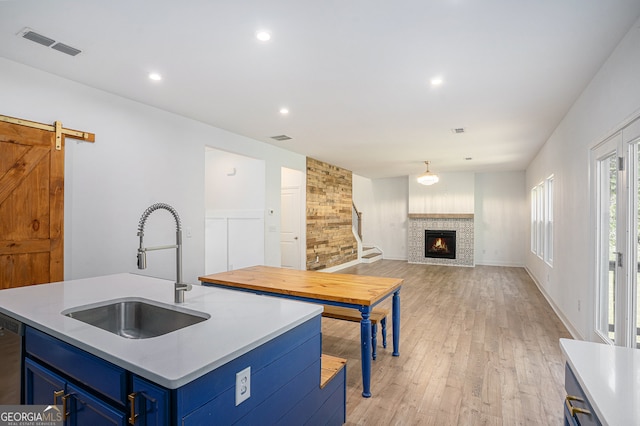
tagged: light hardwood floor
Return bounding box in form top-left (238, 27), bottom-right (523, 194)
top-left (322, 260), bottom-right (572, 425)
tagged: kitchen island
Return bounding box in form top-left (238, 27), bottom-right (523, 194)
top-left (0, 273), bottom-right (346, 425)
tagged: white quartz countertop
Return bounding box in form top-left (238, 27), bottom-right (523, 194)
top-left (560, 338), bottom-right (640, 426)
top-left (0, 273), bottom-right (322, 389)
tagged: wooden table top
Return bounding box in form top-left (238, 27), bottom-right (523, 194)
top-left (199, 265), bottom-right (403, 306)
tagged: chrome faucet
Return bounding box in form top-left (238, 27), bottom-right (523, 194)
top-left (136, 203), bottom-right (192, 303)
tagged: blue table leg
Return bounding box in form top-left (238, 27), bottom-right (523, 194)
top-left (381, 317), bottom-right (387, 348)
top-left (359, 307), bottom-right (372, 397)
top-left (372, 323), bottom-right (378, 360)
top-left (392, 290), bottom-right (400, 356)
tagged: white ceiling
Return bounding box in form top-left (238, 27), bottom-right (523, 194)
top-left (2, 1), bottom-right (640, 178)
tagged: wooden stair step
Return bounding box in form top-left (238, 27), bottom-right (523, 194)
top-left (362, 252), bottom-right (381, 259)
top-left (320, 354), bottom-right (347, 389)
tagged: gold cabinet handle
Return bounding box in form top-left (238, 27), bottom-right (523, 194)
top-left (565, 395), bottom-right (592, 417)
top-left (53, 390), bottom-right (69, 421)
top-left (53, 389), bottom-right (64, 405)
top-left (128, 392), bottom-right (138, 425)
top-left (61, 394), bottom-right (69, 421)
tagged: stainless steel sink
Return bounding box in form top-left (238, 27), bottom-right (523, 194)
top-left (62, 298), bottom-right (210, 339)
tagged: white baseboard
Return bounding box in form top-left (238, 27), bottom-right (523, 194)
top-left (320, 259), bottom-right (361, 273)
top-left (525, 267), bottom-right (582, 340)
top-left (476, 261), bottom-right (525, 267)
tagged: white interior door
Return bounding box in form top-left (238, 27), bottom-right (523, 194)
top-left (281, 187), bottom-right (301, 269)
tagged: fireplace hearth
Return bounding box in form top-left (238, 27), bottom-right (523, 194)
top-left (425, 230), bottom-right (456, 259)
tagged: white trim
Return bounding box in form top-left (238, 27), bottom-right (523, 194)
top-left (320, 259), bottom-right (361, 273)
top-left (525, 267), bottom-right (582, 340)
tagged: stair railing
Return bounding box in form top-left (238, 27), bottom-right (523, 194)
top-left (352, 202), bottom-right (363, 241)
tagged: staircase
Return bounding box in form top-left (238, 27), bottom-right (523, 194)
top-left (353, 203), bottom-right (383, 264)
top-left (361, 246), bottom-right (382, 263)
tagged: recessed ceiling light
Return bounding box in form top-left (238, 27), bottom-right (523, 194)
top-left (430, 77), bottom-right (443, 86)
top-left (148, 72), bottom-right (162, 81)
top-left (256, 31), bottom-right (271, 41)
top-left (279, 108), bottom-right (289, 115)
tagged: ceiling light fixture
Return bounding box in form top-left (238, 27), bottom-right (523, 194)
top-left (430, 77), bottom-right (443, 86)
top-left (148, 72), bottom-right (162, 81)
top-left (417, 161), bottom-right (439, 185)
top-left (256, 31), bottom-right (271, 41)
top-left (279, 108), bottom-right (289, 115)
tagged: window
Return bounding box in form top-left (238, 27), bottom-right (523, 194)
top-left (531, 179), bottom-right (554, 264)
top-left (531, 181), bottom-right (553, 263)
top-left (536, 184), bottom-right (544, 258)
top-left (545, 175), bottom-right (554, 265)
top-left (531, 188), bottom-right (537, 254)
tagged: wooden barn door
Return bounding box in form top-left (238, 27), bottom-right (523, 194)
top-left (0, 120), bottom-right (64, 288)
top-left (0, 111), bottom-right (96, 288)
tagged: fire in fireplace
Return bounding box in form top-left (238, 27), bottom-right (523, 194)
top-left (425, 230), bottom-right (456, 259)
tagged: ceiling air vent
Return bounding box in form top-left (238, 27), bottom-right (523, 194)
top-left (21, 29), bottom-right (55, 47)
top-left (270, 135), bottom-right (292, 141)
top-left (17, 27), bottom-right (82, 56)
top-left (51, 42), bottom-right (81, 56)
top-left (451, 127), bottom-right (466, 134)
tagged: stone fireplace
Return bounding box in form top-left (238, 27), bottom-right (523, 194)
top-left (408, 214), bottom-right (474, 266)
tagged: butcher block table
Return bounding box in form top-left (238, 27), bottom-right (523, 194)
top-left (199, 265), bottom-right (403, 397)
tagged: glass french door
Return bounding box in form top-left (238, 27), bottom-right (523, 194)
top-left (594, 132), bottom-right (640, 347)
top-left (594, 136), bottom-right (621, 344)
top-left (632, 140), bottom-right (640, 348)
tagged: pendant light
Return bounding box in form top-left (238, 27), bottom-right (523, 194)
top-left (417, 161), bottom-right (439, 185)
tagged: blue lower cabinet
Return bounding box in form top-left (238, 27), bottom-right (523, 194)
top-left (24, 358), bottom-right (66, 406)
top-left (25, 358), bottom-right (126, 426)
top-left (563, 363), bottom-right (600, 426)
top-left (132, 376), bottom-right (170, 426)
top-left (24, 316), bottom-right (345, 425)
top-left (67, 383), bottom-right (127, 426)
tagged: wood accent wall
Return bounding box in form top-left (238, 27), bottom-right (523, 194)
top-left (306, 157), bottom-right (357, 270)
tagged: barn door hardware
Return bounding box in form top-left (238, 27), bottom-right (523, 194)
top-left (0, 114), bottom-right (95, 150)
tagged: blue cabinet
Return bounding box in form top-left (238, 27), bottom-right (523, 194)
top-left (24, 316), bottom-right (345, 425)
top-left (563, 363), bottom-right (601, 426)
top-left (67, 383), bottom-right (127, 426)
top-left (25, 358), bottom-right (127, 425)
top-left (24, 327), bottom-right (168, 426)
top-left (131, 376), bottom-right (170, 426)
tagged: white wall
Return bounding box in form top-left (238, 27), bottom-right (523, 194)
top-left (204, 148), bottom-right (265, 274)
top-left (408, 172), bottom-right (475, 214)
top-left (526, 19), bottom-right (640, 339)
top-left (205, 148), bottom-right (265, 212)
top-left (353, 175), bottom-right (408, 260)
top-left (474, 172), bottom-right (526, 266)
top-left (0, 57), bottom-right (306, 285)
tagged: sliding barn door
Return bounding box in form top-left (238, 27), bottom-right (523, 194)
top-left (0, 121), bottom-right (64, 288)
